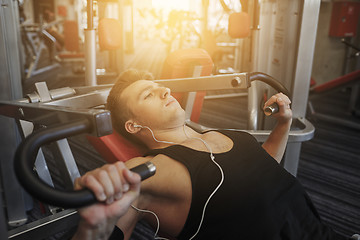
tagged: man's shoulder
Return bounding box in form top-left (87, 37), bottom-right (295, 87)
top-left (125, 155), bottom-right (154, 169)
top-left (129, 154), bottom-right (189, 194)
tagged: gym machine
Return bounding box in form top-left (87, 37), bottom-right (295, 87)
top-left (21, 21), bottom-right (62, 80)
top-left (0, 73), bottom-right (314, 221)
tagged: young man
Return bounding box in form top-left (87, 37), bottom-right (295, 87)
top-left (72, 69), bottom-right (349, 240)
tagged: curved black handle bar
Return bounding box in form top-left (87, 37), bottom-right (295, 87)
top-left (14, 119), bottom-right (155, 208)
top-left (248, 72), bottom-right (291, 97)
top-left (248, 72), bottom-right (291, 115)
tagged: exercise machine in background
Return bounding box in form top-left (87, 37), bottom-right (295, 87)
top-left (308, 70), bottom-right (360, 130)
top-left (21, 21), bottom-right (62, 80)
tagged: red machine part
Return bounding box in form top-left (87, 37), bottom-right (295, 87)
top-left (329, 1), bottom-right (360, 37)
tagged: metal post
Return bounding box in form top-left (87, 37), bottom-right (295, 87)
top-left (0, 0), bottom-right (28, 228)
top-left (49, 139), bottom-right (81, 189)
top-left (248, 0), bottom-right (319, 176)
top-left (284, 0), bottom-right (321, 176)
top-left (85, 0), bottom-right (97, 86)
top-left (291, 0), bottom-right (321, 119)
top-left (247, 0), bottom-right (262, 131)
top-left (124, 0), bottom-right (134, 54)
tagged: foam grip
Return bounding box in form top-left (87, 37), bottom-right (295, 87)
top-left (228, 12), bottom-right (251, 39)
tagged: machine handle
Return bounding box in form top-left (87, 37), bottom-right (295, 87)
top-left (248, 72), bottom-right (290, 116)
top-left (264, 103), bottom-right (279, 116)
top-left (248, 72), bottom-right (291, 97)
top-left (14, 119), bottom-right (155, 208)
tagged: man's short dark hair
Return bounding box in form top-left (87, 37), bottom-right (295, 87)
top-left (106, 69), bottom-right (154, 148)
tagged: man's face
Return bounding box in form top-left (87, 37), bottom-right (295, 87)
top-left (120, 80), bottom-right (185, 129)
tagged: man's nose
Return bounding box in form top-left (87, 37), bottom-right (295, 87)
top-left (159, 87), bottom-right (170, 98)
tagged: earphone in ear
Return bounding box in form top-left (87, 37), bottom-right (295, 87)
top-left (133, 124), bottom-right (143, 128)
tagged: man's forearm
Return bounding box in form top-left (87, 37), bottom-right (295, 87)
top-left (72, 220), bottom-right (116, 240)
top-left (262, 119), bottom-right (292, 163)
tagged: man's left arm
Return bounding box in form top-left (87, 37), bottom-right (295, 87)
top-left (262, 93), bottom-right (292, 163)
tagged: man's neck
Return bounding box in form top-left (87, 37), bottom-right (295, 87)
top-left (142, 125), bottom-right (201, 149)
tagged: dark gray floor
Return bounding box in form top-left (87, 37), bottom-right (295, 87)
top-left (297, 89), bottom-right (360, 237)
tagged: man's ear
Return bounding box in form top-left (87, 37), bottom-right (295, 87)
top-left (125, 120), bottom-right (141, 134)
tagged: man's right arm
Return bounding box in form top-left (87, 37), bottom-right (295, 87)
top-left (71, 161), bottom-right (141, 240)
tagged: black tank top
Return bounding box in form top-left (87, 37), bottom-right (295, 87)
top-left (146, 130), bottom-right (345, 240)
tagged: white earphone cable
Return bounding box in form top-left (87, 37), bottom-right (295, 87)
top-left (130, 205), bottom-right (169, 240)
top-left (183, 126), bottom-right (224, 240)
top-left (142, 125), bottom-right (179, 145)
top-left (133, 125), bottom-right (224, 240)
